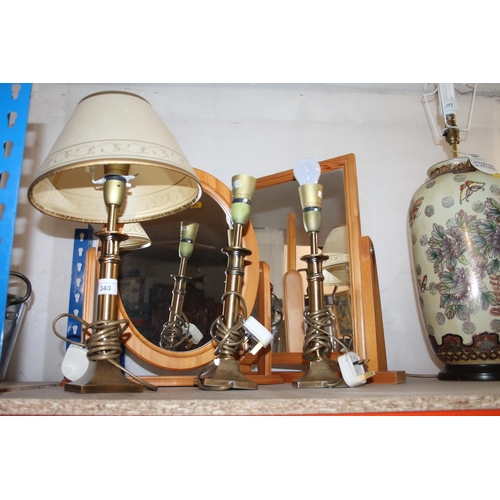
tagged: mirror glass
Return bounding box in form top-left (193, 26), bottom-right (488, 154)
top-left (252, 169), bottom-right (345, 248)
top-left (119, 189), bottom-right (228, 352)
top-left (118, 169), bottom-right (260, 370)
top-left (251, 158), bottom-right (356, 353)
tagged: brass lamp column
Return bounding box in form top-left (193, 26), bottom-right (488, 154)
top-left (28, 91), bottom-right (202, 394)
top-left (292, 159), bottom-right (342, 388)
top-left (66, 164), bottom-right (144, 393)
top-left (197, 174), bottom-right (258, 390)
top-left (97, 164), bottom-right (130, 324)
top-left (159, 221), bottom-right (199, 350)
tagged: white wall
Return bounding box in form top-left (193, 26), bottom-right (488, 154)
top-left (6, 83), bottom-right (500, 381)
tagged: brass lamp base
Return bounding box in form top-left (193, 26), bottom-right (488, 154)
top-left (197, 358), bottom-right (258, 390)
top-left (292, 358), bottom-right (343, 389)
top-left (65, 359), bottom-right (143, 394)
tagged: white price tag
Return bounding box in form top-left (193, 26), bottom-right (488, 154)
top-left (98, 278), bottom-right (118, 295)
top-left (466, 154), bottom-right (498, 175)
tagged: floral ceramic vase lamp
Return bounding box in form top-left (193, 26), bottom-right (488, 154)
top-left (408, 84), bottom-right (500, 381)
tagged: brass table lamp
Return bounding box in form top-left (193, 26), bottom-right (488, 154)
top-left (28, 91), bottom-right (202, 393)
top-left (197, 174), bottom-right (258, 390)
top-left (292, 158), bottom-right (342, 388)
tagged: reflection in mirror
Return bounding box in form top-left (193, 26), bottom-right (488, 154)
top-left (248, 155), bottom-right (391, 378)
top-left (252, 169), bottom-right (352, 352)
top-left (119, 189), bottom-right (229, 353)
top-left (252, 168), bottom-right (346, 297)
top-left (158, 221), bottom-right (205, 351)
top-left (252, 154), bottom-right (368, 366)
top-left (117, 168), bottom-right (260, 374)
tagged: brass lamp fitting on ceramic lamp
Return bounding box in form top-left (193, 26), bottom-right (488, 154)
top-left (438, 83), bottom-right (461, 158)
top-left (292, 158), bottom-right (342, 388)
top-left (197, 174), bottom-right (258, 390)
top-left (28, 91), bottom-right (202, 393)
top-left (159, 221), bottom-right (201, 350)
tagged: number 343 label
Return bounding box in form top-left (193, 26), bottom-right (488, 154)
top-left (98, 278), bottom-right (118, 295)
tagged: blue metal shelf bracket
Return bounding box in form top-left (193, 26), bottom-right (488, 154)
top-left (0, 83), bottom-right (32, 360)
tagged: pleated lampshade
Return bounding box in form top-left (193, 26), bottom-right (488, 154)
top-left (28, 91), bottom-right (202, 223)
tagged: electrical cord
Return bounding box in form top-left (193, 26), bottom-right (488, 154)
top-left (197, 291), bottom-right (249, 390)
top-left (159, 310), bottom-right (190, 350)
top-left (303, 306), bottom-right (351, 360)
top-left (197, 378), bottom-right (235, 391)
top-left (210, 291), bottom-right (248, 358)
top-left (301, 306), bottom-right (362, 387)
top-left (52, 313), bottom-right (157, 391)
top-left (7, 271), bottom-right (32, 306)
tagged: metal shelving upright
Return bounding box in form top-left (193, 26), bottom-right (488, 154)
top-left (0, 83), bottom-right (32, 365)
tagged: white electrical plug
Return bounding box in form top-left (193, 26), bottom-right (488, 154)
top-left (243, 316), bottom-right (274, 355)
top-left (182, 323), bottom-right (204, 345)
top-left (338, 351), bottom-right (375, 387)
top-left (61, 344), bottom-right (96, 382)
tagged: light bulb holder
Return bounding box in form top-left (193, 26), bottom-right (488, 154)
top-left (298, 183), bottom-right (323, 233)
top-left (231, 174), bottom-right (256, 226)
top-left (179, 221), bottom-right (199, 259)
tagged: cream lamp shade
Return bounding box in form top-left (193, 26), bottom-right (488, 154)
top-left (322, 224), bottom-right (350, 286)
top-left (28, 91), bottom-right (202, 223)
top-left (120, 223), bottom-right (151, 251)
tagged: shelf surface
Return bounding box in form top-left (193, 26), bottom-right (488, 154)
top-left (2, 377), bottom-right (500, 415)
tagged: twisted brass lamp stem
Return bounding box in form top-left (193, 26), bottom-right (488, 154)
top-left (159, 257), bottom-right (191, 350)
top-left (293, 231), bottom-right (342, 388)
top-left (197, 223), bottom-right (256, 390)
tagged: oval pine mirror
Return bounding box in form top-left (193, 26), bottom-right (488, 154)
top-left (118, 169), bottom-right (260, 371)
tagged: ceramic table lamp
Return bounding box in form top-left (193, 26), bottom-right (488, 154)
top-left (409, 84), bottom-right (500, 381)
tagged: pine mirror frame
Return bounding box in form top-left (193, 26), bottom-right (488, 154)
top-left (253, 153), bottom-right (387, 371)
top-left (117, 168), bottom-right (260, 371)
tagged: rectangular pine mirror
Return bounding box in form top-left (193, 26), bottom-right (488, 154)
top-left (250, 153), bottom-right (395, 379)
